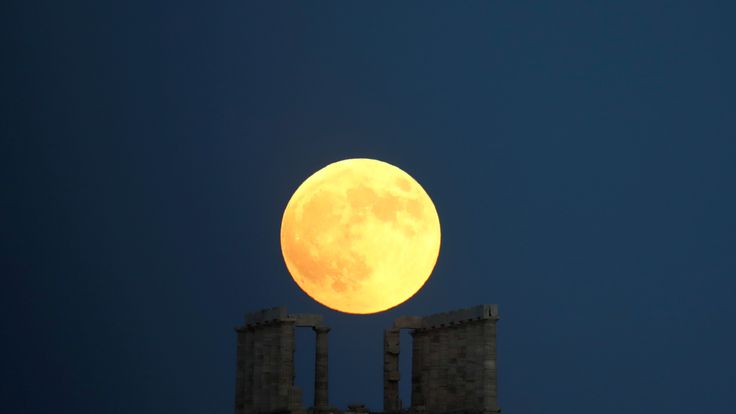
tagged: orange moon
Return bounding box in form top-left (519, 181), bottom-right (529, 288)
top-left (280, 158), bottom-right (441, 314)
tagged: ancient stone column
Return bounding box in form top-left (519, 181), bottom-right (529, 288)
top-left (383, 328), bottom-right (401, 412)
top-left (481, 318), bottom-right (500, 413)
top-left (313, 326), bottom-right (330, 411)
top-left (234, 327), bottom-right (250, 414)
top-left (410, 330), bottom-right (426, 410)
top-left (277, 321), bottom-right (296, 413)
top-left (244, 327), bottom-right (254, 414)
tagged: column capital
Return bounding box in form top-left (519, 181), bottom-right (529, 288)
top-left (313, 325), bottom-right (331, 334)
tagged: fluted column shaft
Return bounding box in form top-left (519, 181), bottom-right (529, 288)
top-left (383, 328), bottom-right (401, 412)
top-left (314, 326), bottom-right (330, 410)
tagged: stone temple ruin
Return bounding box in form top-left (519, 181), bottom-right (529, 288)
top-left (234, 304), bottom-right (500, 414)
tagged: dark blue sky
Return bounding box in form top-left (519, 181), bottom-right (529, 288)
top-left (3, 1), bottom-right (736, 413)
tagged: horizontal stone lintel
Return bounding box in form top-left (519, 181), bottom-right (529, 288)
top-left (290, 313), bottom-right (325, 327)
top-left (243, 307), bottom-right (326, 328)
top-left (245, 306), bottom-right (289, 324)
top-left (393, 316), bottom-right (424, 329)
top-left (393, 304), bottom-right (499, 332)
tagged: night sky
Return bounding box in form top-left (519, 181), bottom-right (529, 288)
top-left (3, 2), bottom-right (736, 413)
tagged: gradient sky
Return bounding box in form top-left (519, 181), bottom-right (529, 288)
top-left (3, 2), bottom-right (736, 413)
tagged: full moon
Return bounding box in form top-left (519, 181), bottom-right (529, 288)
top-left (280, 158), bottom-right (441, 314)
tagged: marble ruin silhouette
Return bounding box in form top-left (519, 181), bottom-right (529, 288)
top-left (234, 305), bottom-right (500, 414)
